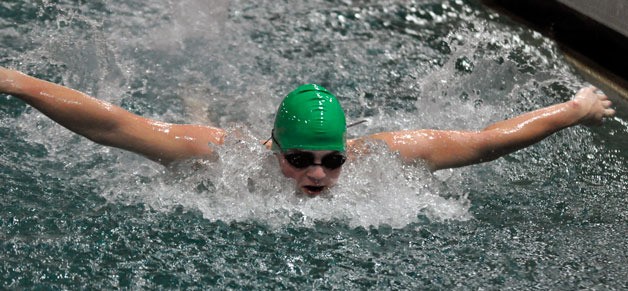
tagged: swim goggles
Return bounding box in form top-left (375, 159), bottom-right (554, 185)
top-left (271, 133), bottom-right (346, 170)
top-left (283, 151), bottom-right (346, 170)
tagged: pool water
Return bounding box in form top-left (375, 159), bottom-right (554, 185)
top-left (1, 0), bottom-right (626, 289)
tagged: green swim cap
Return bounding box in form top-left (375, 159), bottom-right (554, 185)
top-left (272, 84), bottom-right (346, 152)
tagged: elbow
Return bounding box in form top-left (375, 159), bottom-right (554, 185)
top-left (82, 119), bottom-right (123, 146)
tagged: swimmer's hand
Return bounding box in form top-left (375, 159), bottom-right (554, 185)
top-left (573, 86), bottom-right (615, 126)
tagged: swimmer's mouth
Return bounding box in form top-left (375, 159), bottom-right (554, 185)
top-left (303, 185), bottom-right (325, 195)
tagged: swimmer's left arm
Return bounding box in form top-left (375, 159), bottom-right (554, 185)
top-left (360, 86), bottom-right (615, 171)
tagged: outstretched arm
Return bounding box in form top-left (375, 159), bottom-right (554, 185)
top-left (0, 67), bottom-right (225, 165)
top-left (353, 87), bottom-right (615, 171)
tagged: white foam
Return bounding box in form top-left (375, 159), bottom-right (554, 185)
top-left (93, 129), bottom-right (471, 229)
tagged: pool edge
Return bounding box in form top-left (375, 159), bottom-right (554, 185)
top-left (480, 0), bottom-right (628, 116)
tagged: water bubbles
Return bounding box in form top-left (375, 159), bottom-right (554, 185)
top-left (455, 56), bottom-right (474, 73)
top-left (406, 14), bottom-right (427, 26)
top-left (437, 40), bottom-right (452, 54)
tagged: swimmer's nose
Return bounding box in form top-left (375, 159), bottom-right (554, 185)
top-left (306, 165), bottom-right (326, 180)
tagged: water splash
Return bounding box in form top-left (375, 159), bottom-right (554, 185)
top-left (3, 0), bottom-right (623, 230)
top-left (93, 127), bottom-right (471, 228)
top-left (2, 1), bottom-right (627, 289)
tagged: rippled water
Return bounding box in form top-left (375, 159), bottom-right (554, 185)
top-left (1, 0), bottom-right (627, 289)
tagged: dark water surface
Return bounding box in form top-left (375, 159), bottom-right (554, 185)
top-left (1, 0), bottom-right (627, 289)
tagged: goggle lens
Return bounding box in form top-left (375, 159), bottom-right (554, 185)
top-left (284, 152), bottom-right (346, 170)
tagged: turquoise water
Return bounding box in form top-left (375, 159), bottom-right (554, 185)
top-left (1, 0), bottom-right (627, 289)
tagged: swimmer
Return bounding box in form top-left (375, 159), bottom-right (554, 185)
top-left (0, 67), bottom-right (616, 195)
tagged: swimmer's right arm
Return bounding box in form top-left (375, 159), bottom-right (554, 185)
top-left (0, 67), bottom-right (225, 165)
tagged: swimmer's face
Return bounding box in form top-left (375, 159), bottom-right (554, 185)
top-left (276, 150), bottom-right (346, 196)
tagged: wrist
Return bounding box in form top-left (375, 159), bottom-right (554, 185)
top-left (566, 99), bottom-right (588, 125)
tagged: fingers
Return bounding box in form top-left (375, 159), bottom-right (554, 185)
top-left (598, 93), bottom-right (614, 118)
top-left (604, 108), bottom-right (616, 117)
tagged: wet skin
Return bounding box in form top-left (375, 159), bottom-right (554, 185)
top-left (276, 150), bottom-right (343, 196)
